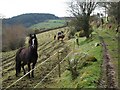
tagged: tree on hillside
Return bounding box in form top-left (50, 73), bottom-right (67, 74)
top-left (68, 0), bottom-right (98, 38)
top-left (98, 2), bottom-right (120, 30)
top-left (107, 2), bottom-right (120, 30)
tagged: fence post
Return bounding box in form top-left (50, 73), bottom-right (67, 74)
top-left (58, 50), bottom-right (63, 77)
top-left (57, 51), bottom-right (60, 77)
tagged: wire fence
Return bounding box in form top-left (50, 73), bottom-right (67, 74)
top-left (4, 29), bottom-right (70, 89)
top-left (5, 45), bottom-right (69, 89)
top-left (6, 51), bottom-right (58, 89)
top-left (34, 50), bottom-right (73, 88)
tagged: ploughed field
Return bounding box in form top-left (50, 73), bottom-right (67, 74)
top-left (2, 27), bottom-right (71, 88)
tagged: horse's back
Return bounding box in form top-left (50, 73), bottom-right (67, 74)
top-left (16, 47), bottom-right (28, 61)
top-left (16, 47), bottom-right (38, 63)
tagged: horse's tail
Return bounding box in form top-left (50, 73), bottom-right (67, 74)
top-left (15, 48), bottom-right (22, 76)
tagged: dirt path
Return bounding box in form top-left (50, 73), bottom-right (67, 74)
top-left (98, 36), bottom-right (117, 88)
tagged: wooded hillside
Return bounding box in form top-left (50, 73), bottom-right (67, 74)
top-left (3, 13), bottom-right (59, 27)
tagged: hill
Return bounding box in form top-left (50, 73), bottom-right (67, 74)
top-left (3, 13), bottom-right (59, 27)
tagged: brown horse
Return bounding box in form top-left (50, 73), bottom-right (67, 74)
top-left (57, 31), bottom-right (65, 41)
top-left (57, 34), bottom-right (65, 40)
top-left (15, 34), bottom-right (38, 78)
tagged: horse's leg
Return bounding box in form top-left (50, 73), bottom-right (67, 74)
top-left (15, 60), bottom-right (21, 77)
top-left (28, 63), bottom-right (31, 78)
top-left (15, 63), bottom-right (19, 77)
top-left (32, 63), bottom-right (36, 78)
top-left (61, 38), bottom-right (63, 42)
top-left (21, 63), bottom-right (26, 75)
top-left (15, 64), bottom-right (19, 77)
top-left (62, 39), bottom-right (63, 43)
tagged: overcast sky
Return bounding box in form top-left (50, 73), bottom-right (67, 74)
top-left (0, 0), bottom-right (116, 18)
top-left (0, 0), bottom-right (69, 18)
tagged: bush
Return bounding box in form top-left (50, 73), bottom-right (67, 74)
top-left (78, 30), bottom-right (85, 37)
top-left (34, 29), bottom-right (40, 34)
top-left (2, 25), bottom-right (26, 52)
top-left (67, 58), bottom-right (79, 80)
top-left (67, 27), bottom-right (76, 39)
top-left (68, 18), bottom-right (82, 38)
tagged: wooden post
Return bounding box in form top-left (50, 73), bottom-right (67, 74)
top-left (57, 48), bottom-right (64, 77)
top-left (58, 51), bottom-right (61, 77)
top-left (73, 40), bottom-right (75, 51)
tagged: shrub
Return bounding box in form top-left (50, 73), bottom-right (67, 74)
top-left (34, 29), bottom-right (40, 34)
top-left (67, 27), bottom-right (77, 39)
top-left (78, 30), bottom-right (85, 37)
top-left (67, 58), bottom-right (79, 80)
top-left (2, 25), bottom-right (26, 52)
top-left (67, 53), bottom-right (97, 80)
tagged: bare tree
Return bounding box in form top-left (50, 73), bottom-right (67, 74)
top-left (98, 1), bottom-right (120, 32)
top-left (68, 0), bottom-right (98, 38)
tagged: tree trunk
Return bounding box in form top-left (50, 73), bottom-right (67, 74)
top-left (83, 15), bottom-right (90, 39)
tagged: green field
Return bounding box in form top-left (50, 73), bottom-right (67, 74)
top-left (30, 19), bottom-right (67, 30)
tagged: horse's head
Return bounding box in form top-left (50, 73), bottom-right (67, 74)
top-left (29, 34), bottom-right (38, 49)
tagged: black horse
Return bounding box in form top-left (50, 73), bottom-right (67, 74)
top-left (15, 33), bottom-right (38, 78)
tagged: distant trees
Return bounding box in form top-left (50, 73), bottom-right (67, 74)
top-left (2, 25), bottom-right (27, 52)
top-left (68, 0), bottom-right (98, 38)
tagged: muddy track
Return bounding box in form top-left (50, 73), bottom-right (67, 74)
top-left (2, 55), bottom-right (15, 63)
top-left (38, 40), bottom-right (53, 51)
top-left (2, 42), bottom-right (70, 88)
top-left (98, 36), bottom-right (117, 88)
